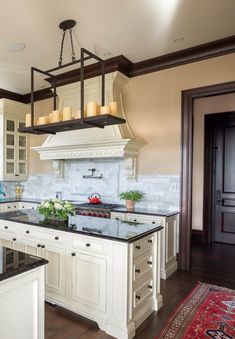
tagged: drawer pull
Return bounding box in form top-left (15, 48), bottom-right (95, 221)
top-left (136, 295), bottom-right (141, 300)
top-left (115, 217), bottom-right (119, 220)
top-left (4, 226), bottom-right (8, 229)
top-left (148, 239), bottom-right (153, 243)
top-left (152, 221), bottom-right (156, 224)
top-left (71, 252), bottom-right (76, 256)
top-left (37, 244), bottom-right (41, 248)
top-left (86, 243), bottom-right (91, 247)
top-left (134, 219), bottom-right (137, 222)
top-left (12, 238), bottom-right (16, 241)
top-left (7, 206), bottom-right (10, 209)
top-left (26, 230), bottom-right (30, 234)
top-left (135, 269), bottom-right (140, 273)
top-left (41, 245), bottom-right (45, 249)
top-left (135, 245), bottom-right (141, 250)
top-left (148, 285), bottom-right (153, 290)
top-left (147, 261), bottom-right (152, 265)
top-left (55, 236), bottom-right (59, 240)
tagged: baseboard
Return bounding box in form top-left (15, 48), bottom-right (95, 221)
top-left (192, 230), bottom-right (203, 243)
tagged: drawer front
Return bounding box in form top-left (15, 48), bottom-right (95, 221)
top-left (21, 226), bottom-right (66, 247)
top-left (133, 235), bottom-right (154, 258)
top-left (0, 203), bottom-right (19, 212)
top-left (0, 221), bottom-right (17, 235)
top-left (133, 280), bottom-right (153, 309)
top-left (126, 213), bottom-right (163, 226)
top-left (18, 202), bottom-right (38, 210)
top-left (71, 235), bottom-right (107, 256)
top-left (110, 212), bottom-right (125, 221)
top-left (133, 253), bottom-right (153, 282)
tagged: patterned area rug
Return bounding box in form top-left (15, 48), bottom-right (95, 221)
top-left (157, 282), bottom-right (235, 339)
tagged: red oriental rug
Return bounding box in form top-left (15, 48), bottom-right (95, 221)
top-left (157, 282), bottom-right (235, 339)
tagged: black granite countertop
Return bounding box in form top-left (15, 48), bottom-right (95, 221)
top-left (0, 246), bottom-right (48, 282)
top-left (111, 207), bottom-right (179, 217)
top-left (0, 197), bottom-right (42, 204)
top-left (0, 210), bottom-right (163, 243)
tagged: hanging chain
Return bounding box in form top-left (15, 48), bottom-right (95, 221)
top-left (69, 28), bottom-right (76, 62)
top-left (58, 29), bottom-right (66, 67)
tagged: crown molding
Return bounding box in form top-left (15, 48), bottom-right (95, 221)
top-left (130, 35), bottom-right (235, 77)
top-left (0, 88), bottom-right (23, 102)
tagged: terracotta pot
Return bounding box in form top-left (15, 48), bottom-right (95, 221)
top-left (126, 200), bottom-right (135, 210)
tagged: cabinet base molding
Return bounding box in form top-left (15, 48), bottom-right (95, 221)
top-left (161, 260), bottom-right (178, 280)
top-left (106, 321), bottom-right (136, 339)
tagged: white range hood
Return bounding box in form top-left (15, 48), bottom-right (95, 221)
top-left (33, 71), bottom-right (144, 178)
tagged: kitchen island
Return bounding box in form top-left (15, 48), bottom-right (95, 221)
top-left (0, 209), bottom-right (163, 339)
top-left (0, 245), bottom-right (47, 339)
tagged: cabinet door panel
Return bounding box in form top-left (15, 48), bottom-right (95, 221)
top-left (43, 246), bottom-right (66, 297)
top-left (21, 240), bottom-right (39, 256)
top-left (71, 253), bottom-right (106, 313)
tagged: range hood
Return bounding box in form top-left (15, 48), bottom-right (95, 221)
top-left (33, 71), bottom-right (144, 178)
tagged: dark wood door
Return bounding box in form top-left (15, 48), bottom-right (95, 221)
top-left (214, 117), bottom-right (235, 244)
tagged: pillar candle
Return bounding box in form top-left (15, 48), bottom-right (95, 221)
top-left (100, 105), bottom-right (110, 115)
top-left (25, 114), bottom-right (31, 127)
top-left (62, 107), bottom-right (72, 121)
top-left (87, 102), bottom-right (97, 117)
top-left (37, 116), bottom-right (47, 125)
top-left (109, 101), bottom-right (117, 115)
top-left (74, 111), bottom-right (81, 119)
top-left (51, 110), bottom-right (60, 123)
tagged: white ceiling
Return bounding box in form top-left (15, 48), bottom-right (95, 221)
top-left (0, 0), bottom-right (234, 94)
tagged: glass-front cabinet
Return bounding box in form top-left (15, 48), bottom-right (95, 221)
top-left (0, 99), bottom-right (29, 181)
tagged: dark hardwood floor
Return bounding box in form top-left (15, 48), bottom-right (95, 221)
top-left (45, 242), bottom-right (235, 339)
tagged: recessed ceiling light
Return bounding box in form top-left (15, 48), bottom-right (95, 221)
top-left (174, 37), bottom-right (184, 43)
top-left (103, 52), bottom-right (112, 58)
top-left (7, 42), bottom-right (26, 52)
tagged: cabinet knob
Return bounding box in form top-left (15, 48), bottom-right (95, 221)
top-left (135, 269), bottom-right (140, 273)
top-left (136, 295), bottom-right (141, 300)
top-left (7, 206), bottom-right (10, 209)
top-left (148, 239), bottom-right (153, 243)
top-left (148, 285), bottom-right (153, 290)
top-left (15, 174), bottom-right (19, 177)
top-left (86, 243), bottom-right (91, 247)
top-left (55, 236), bottom-right (59, 240)
top-left (26, 230), bottom-right (30, 234)
top-left (41, 245), bottom-right (45, 249)
top-left (37, 244), bottom-right (41, 248)
top-left (152, 221), bottom-right (156, 224)
top-left (135, 245), bottom-right (141, 250)
top-left (12, 238), bottom-right (16, 241)
top-left (71, 252), bottom-right (76, 256)
top-left (147, 261), bottom-right (152, 265)
top-left (115, 217), bottom-right (119, 220)
top-left (4, 226), bottom-right (8, 229)
top-left (134, 219), bottom-right (137, 222)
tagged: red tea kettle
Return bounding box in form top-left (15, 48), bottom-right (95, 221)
top-left (88, 193), bottom-right (102, 204)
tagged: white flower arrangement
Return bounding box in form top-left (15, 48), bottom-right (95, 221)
top-left (37, 199), bottom-right (75, 220)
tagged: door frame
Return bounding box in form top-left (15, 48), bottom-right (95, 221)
top-left (204, 112), bottom-right (235, 245)
top-left (179, 80), bottom-right (235, 271)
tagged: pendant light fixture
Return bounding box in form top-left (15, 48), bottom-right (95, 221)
top-left (19, 20), bottom-right (125, 135)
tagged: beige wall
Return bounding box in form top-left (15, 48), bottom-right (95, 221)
top-left (192, 93), bottom-right (235, 230)
top-left (29, 53), bottom-right (235, 176)
top-left (123, 53), bottom-right (235, 174)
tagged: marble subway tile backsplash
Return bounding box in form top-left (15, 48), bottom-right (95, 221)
top-left (2, 159), bottom-right (180, 211)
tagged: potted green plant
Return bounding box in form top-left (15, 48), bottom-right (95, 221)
top-left (119, 190), bottom-right (144, 210)
top-left (37, 199), bottom-right (75, 222)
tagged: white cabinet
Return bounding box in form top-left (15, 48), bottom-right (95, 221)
top-left (0, 219), bottom-right (163, 339)
top-left (111, 211), bottom-right (179, 279)
top-left (70, 252), bottom-right (107, 313)
top-left (0, 201), bottom-right (39, 213)
top-left (0, 99), bottom-right (29, 181)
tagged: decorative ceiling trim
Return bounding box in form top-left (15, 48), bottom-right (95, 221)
top-left (2, 35), bottom-right (235, 104)
top-left (0, 88), bottom-right (23, 102)
top-left (130, 35), bottom-right (235, 77)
